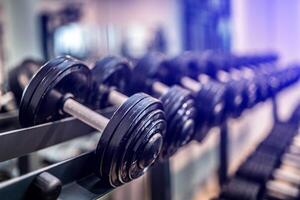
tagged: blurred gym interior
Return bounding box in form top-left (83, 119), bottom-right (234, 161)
top-left (0, 1), bottom-right (300, 200)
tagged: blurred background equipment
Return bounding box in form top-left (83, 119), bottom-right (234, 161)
top-left (0, 0), bottom-right (300, 200)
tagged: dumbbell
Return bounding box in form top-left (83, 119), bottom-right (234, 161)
top-left (137, 51), bottom-right (227, 131)
top-left (174, 52), bottom-right (261, 119)
top-left (200, 53), bottom-right (280, 105)
top-left (220, 140), bottom-right (300, 199)
top-left (220, 176), bottom-right (300, 200)
top-left (221, 165), bottom-right (300, 200)
top-left (90, 55), bottom-right (196, 158)
top-left (235, 127), bottom-right (300, 187)
top-left (236, 128), bottom-right (298, 182)
top-left (183, 53), bottom-right (299, 106)
top-left (225, 54), bottom-right (281, 102)
top-left (0, 59), bottom-right (42, 111)
top-left (19, 56), bottom-right (167, 187)
top-left (126, 54), bottom-right (197, 156)
top-left (235, 54), bottom-right (278, 75)
top-left (198, 53), bottom-right (279, 104)
top-left (256, 66), bottom-right (300, 100)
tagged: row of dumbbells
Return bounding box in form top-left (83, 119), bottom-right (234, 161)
top-left (1, 51), bottom-right (299, 188)
top-left (1, 52), bottom-right (295, 152)
top-left (218, 107), bottom-right (300, 200)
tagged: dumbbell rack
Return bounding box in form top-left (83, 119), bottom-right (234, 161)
top-left (0, 88), bottom-right (297, 200)
top-left (0, 109), bottom-right (115, 200)
top-left (148, 99), bottom-right (277, 200)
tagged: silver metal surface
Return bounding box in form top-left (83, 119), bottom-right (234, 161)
top-left (197, 74), bottom-right (211, 84)
top-left (274, 168), bottom-right (300, 185)
top-left (180, 77), bottom-right (201, 92)
top-left (152, 81), bottom-right (168, 95)
top-left (108, 90), bottom-right (127, 106)
top-left (0, 117), bottom-right (94, 162)
top-left (63, 98), bottom-right (109, 132)
top-left (266, 180), bottom-right (299, 199)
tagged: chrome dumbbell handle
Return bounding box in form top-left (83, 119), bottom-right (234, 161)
top-left (152, 81), bottom-right (169, 95)
top-left (63, 97), bottom-right (109, 133)
top-left (180, 76), bottom-right (202, 92)
top-left (107, 89), bottom-right (128, 106)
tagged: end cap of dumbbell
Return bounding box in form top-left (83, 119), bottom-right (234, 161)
top-left (26, 172), bottom-right (62, 200)
top-left (138, 133), bottom-right (163, 169)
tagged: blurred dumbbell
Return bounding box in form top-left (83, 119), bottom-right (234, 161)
top-left (196, 53), bottom-right (279, 104)
top-left (236, 53), bottom-right (278, 75)
top-left (19, 55), bottom-right (166, 187)
top-left (90, 56), bottom-right (196, 159)
top-left (137, 52), bottom-right (227, 133)
top-left (220, 176), bottom-right (300, 200)
top-left (236, 124), bottom-right (299, 182)
top-left (0, 59), bottom-right (42, 112)
top-left (193, 53), bottom-right (281, 105)
top-left (220, 133), bottom-right (300, 199)
top-left (235, 128), bottom-right (300, 189)
top-left (174, 52), bottom-right (255, 117)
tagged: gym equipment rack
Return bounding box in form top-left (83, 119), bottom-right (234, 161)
top-left (0, 108), bottom-right (114, 200)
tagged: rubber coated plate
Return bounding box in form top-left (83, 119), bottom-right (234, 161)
top-left (8, 59), bottom-right (42, 105)
top-left (19, 56), bottom-right (91, 127)
top-left (159, 86), bottom-right (196, 158)
top-left (195, 80), bottom-right (226, 127)
top-left (108, 95), bottom-right (165, 186)
top-left (96, 93), bottom-right (166, 187)
top-left (92, 56), bottom-right (131, 107)
top-left (120, 97), bottom-right (165, 181)
top-left (131, 52), bottom-right (179, 94)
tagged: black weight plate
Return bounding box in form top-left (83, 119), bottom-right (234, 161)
top-left (159, 87), bottom-right (183, 156)
top-left (131, 52), bottom-right (171, 94)
top-left (19, 57), bottom-right (66, 126)
top-left (159, 86), bottom-right (196, 158)
top-left (96, 93), bottom-right (166, 187)
top-left (8, 59), bottom-right (42, 105)
top-left (111, 95), bottom-right (163, 182)
top-left (125, 109), bottom-right (165, 180)
top-left (172, 98), bottom-right (196, 147)
top-left (96, 93), bottom-right (146, 181)
top-left (224, 80), bottom-right (245, 118)
top-left (172, 52), bottom-right (203, 80)
top-left (110, 95), bottom-right (164, 185)
top-left (237, 151), bottom-right (278, 184)
top-left (109, 96), bottom-right (156, 184)
top-left (91, 56), bottom-right (131, 108)
top-left (104, 94), bottom-right (165, 186)
top-left (8, 67), bottom-right (23, 105)
top-left (19, 56), bottom-right (91, 127)
top-left (120, 108), bottom-right (165, 182)
top-left (169, 99), bottom-right (194, 149)
top-left (254, 75), bottom-right (270, 102)
top-left (244, 79), bottom-right (258, 108)
top-left (195, 80), bottom-right (227, 127)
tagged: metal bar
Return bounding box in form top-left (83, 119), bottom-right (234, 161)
top-left (272, 97), bottom-right (279, 123)
top-left (0, 152), bottom-right (112, 200)
top-left (17, 156), bottom-right (30, 175)
top-left (0, 117), bottom-right (94, 162)
top-left (63, 98), bottom-right (109, 132)
top-left (108, 90), bottom-right (128, 106)
top-left (218, 121), bottom-right (228, 185)
top-left (149, 160), bottom-right (171, 200)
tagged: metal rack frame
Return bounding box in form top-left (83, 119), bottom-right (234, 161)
top-left (149, 98), bottom-right (279, 200)
top-left (0, 95), bottom-right (289, 200)
top-left (0, 109), bottom-right (115, 200)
